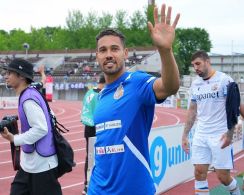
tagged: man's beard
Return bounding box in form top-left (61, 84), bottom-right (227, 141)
top-left (102, 62), bottom-right (125, 75)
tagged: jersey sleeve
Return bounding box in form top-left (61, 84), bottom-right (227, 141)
top-left (133, 71), bottom-right (161, 105)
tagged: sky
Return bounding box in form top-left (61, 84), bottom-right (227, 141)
top-left (1, 0), bottom-right (244, 54)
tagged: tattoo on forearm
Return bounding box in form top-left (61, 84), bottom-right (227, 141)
top-left (227, 126), bottom-right (235, 140)
top-left (183, 111), bottom-right (196, 135)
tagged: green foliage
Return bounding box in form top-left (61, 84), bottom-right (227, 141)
top-left (175, 28), bottom-right (212, 75)
top-left (66, 10), bottom-right (84, 31)
top-left (8, 29), bottom-right (30, 50)
top-left (97, 12), bottom-right (113, 29)
top-left (0, 6), bottom-right (212, 77)
top-left (146, 5), bottom-right (154, 26)
top-left (114, 10), bottom-right (128, 30)
top-left (129, 10), bottom-right (147, 30)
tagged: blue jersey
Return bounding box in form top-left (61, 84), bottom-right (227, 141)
top-left (88, 71), bottom-right (164, 195)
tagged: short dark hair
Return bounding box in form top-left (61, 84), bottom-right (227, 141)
top-left (96, 28), bottom-right (126, 48)
top-left (191, 50), bottom-right (210, 61)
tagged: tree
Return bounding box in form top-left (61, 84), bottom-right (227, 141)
top-left (97, 12), bottom-right (113, 29)
top-left (8, 29), bottom-right (30, 51)
top-left (0, 7), bottom-right (212, 65)
top-left (77, 11), bottom-right (99, 49)
top-left (146, 4), bottom-right (154, 28)
top-left (66, 10), bottom-right (85, 31)
top-left (175, 28), bottom-right (212, 75)
top-left (0, 30), bottom-right (8, 50)
top-left (114, 10), bottom-right (128, 30)
top-left (129, 10), bottom-right (147, 30)
top-left (29, 27), bottom-right (47, 50)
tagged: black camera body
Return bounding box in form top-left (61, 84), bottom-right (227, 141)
top-left (0, 115), bottom-right (18, 134)
top-left (0, 115), bottom-right (20, 171)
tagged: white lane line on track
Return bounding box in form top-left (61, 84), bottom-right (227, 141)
top-left (62, 182), bottom-right (84, 190)
top-left (0, 141), bottom-right (9, 145)
top-left (0, 145), bottom-right (86, 154)
top-left (156, 107), bottom-right (187, 114)
top-left (234, 153), bottom-right (244, 161)
top-left (0, 131), bottom-right (85, 147)
top-left (53, 108), bottom-right (65, 116)
top-left (58, 120), bottom-right (82, 125)
top-left (56, 109), bottom-right (81, 120)
top-left (0, 161), bottom-right (85, 180)
top-left (0, 149), bottom-right (11, 153)
top-left (69, 138), bottom-right (85, 143)
top-left (155, 110), bottom-right (181, 125)
top-left (58, 113), bottom-right (81, 120)
top-left (62, 129), bottom-right (84, 135)
top-left (0, 160), bottom-right (12, 165)
top-left (153, 114), bottom-right (157, 123)
top-left (0, 175), bottom-right (15, 180)
top-left (163, 109), bottom-right (187, 115)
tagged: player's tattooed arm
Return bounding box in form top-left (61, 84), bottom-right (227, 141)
top-left (182, 101), bottom-right (197, 153)
top-left (226, 126), bottom-right (235, 140)
top-left (183, 101), bottom-right (197, 137)
top-left (221, 127), bottom-right (235, 149)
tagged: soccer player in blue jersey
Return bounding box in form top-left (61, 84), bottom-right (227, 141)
top-left (88, 3), bottom-right (180, 195)
top-left (81, 75), bottom-right (105, 195)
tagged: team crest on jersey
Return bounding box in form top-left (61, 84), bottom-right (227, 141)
top-left (114, 83), bottom-right (124, 99)
top-left (211, 83), bottom-right (218, 91)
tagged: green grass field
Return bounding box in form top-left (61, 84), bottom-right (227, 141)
top-left (210, 173), bottom-right (244, 195)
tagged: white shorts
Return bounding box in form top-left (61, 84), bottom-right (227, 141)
top-left (191, 134), bottom-right (233, 169)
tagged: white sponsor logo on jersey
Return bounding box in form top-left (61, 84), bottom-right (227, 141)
top-left (96, 144), bottom-right (125, 155)
top-left (96, 120), bottom-right (122, 132)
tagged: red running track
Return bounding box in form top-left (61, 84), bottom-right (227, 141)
top-left (163, 150), bottom-right (244, 195)
top-left (0, 100), bottom-right (188, 195)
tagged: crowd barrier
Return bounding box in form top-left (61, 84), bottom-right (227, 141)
top-left (0, 97), bottom-right (18, 109)
top-left (160, 95), bottom-right (189, 109)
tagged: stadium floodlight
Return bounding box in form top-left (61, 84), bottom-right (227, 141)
top-left (23, 43), bottom-right (30, 59)
top-left (23, 43), bottom-right (29, 49)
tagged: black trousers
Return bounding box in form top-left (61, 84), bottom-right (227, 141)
top-left (10, 167), bottom-right (62, 195)
top-left (84, 125), bottom-right (96, 186)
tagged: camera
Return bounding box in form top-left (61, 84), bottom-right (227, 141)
top-left (0, 115), bottom-right (18, 134)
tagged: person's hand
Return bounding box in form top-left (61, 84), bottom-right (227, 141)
top-left (38, 65), bottom-right (45, 76)
top-left (147, 3), bottom-right (180, 51)
top-left (182, 134), bottom-right (190, 154)
top-left (0, 127), bottom-right (14, 142)
top-left (220, 131), bottom-right (233, 149)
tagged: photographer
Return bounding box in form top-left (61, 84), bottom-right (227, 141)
top-left (0, 58), bottom-right (62, 195)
